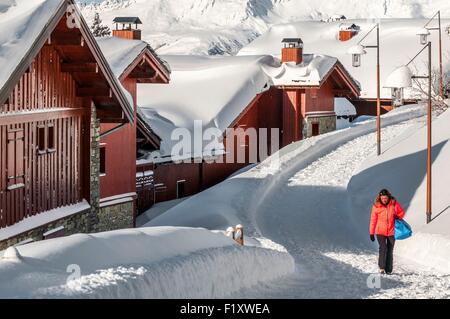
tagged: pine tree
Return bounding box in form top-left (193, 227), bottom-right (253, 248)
top-left (90, 12), bottom-right (111, 37)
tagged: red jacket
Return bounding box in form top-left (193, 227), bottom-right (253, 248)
top-left (369, 198), bottom-right (405, 237)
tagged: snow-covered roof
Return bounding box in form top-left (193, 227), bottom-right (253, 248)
top-left (112, 16), bottom-right (142, 24)
top-left (96, 36), bottom-right (170, 80)
top-left (264, 54), bottom-right (338, 86)
top-left (0, 0), bottom-right (135, 121)
top-left (97, 37), bottom-right (148, 79)
top-left (137, 55), bottom-right (275, 159)
top-left (137, 53), bottom-right (358, 161)
top-left (0, 0), bottom-right (65, 96)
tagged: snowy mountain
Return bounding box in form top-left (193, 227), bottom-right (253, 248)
top-left (77, 0), bottom-right (450, 55)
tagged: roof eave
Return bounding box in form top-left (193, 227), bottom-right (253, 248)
top-left (0, 0), bottom-right (68, 106)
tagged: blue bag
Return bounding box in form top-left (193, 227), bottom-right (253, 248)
top-left (394, 219), bottom-right (412, 240)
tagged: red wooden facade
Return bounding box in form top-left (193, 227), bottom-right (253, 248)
top-left (99, 32), bottom-right (170, 213)
top-left (0, 3), bottom-right (133, 230)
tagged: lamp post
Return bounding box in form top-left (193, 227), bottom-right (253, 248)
top-left (349, 24), bottom-right (382, 156)
top-left (385, 42), bottom-right (433, 224)
top-left (416, 11), bottom-right (444, 98)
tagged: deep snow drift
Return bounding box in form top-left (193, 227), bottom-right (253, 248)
top-left (0, 227), bottom-right (294, 298)
top-left (78, 0), bottom-right (450, 55)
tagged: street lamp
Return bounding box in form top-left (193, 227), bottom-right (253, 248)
top-left (416, 27), bottom-right (430, 45)
top-left (416, 11), bottom-right (444, 98)
top-left (348, 44), bottom-right (366, 67)
top-left (348, 23), bottom-right (382, 156)
top-left (385, 42), bottom-right (433, 224)
top-left (384, 65), bottom-right (413, 107)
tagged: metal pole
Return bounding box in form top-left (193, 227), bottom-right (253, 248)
top-left (438, 11), bottom-right (444, 98)
top-left (376, 24), bottom-right (381, 156)
top-left (427, 42), bottom-right (432, 224)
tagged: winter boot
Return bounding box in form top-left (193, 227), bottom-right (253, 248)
top-left (379, 269), bottom-right (386, 274)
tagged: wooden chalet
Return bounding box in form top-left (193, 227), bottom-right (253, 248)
top-left (96, 21), bottom-right (170, 222)
top-left (134, 38), bottom-right (361, 211)
top-left (0, 0), bottom-right (138, 248)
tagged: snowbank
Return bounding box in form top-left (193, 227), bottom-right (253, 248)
top-left (348, 108), bottom-right (450, 273)
top-left (0, 227), bottom-right (294, 298)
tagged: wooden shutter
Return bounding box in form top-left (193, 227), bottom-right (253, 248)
top-left (6, 128), bottom-right (25, 190)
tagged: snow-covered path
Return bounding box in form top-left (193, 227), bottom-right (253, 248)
top-left (233, 120), bottom-right (450, 299)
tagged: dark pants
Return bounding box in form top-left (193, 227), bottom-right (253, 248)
top-left (376, 235), bottom-right (395, 273)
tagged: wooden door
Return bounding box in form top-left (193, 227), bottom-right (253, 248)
top-left (312, 123), bottom-right (320, 136)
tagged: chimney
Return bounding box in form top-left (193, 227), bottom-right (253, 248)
top-left (281, 38), bottom-right (303, 64)
top-left (112, 17), bottom-right (142, 40)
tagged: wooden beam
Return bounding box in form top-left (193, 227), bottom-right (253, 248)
top-left (129, 71), bottom-right (156, 79)
top-left (51, 32), bottom-right (83, 45)
top-left (61, 62), bottom-right (98, 73)
top-left (56, 45), bottom-right (87, 52)
top-left (76, 87), bottom-right (111, 97)
top-left (0, 108), bottom-right (87, 126)
top-left (332, 89), bottom-right (352, 96)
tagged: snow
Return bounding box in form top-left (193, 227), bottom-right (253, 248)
top-left (146, 104), bottom-right (450, 297)
top-left (347, 44), bottom-right (366, 55)
top-left (0, 200), bottom-right (90, 242)
top-left (0, 0), bottom-right (64, 92)
top-left (136, 197), bottom-right (190, 227)
top-left (42, 226), bottom-right (65, 237)
top-left (263, 54), bottom-right (338, 86)
top-left (137, 53), bottom-right (351, 160)
top-left (238, 19), bottom-right (450, 99)
top-left (335, 98), bottom-right (357, 116)
top-left (0, 226), bottom-right (294, 298)
top-left (96, 36), bottom-right (147, 78)
top-left (384, 65), bottom-right (413, 88)
top-left (0, 0), bottom-right (136, 118)
top-left (78, 0), bottom-right (450, 56)
top-left (348, 107), bottom-right (450, 273)
top-left (146, 104), bottom-right (426, 231)
top-left (416, 27), bottom-right (430, 36)
top-left (137, 54), bottom-right (275, 158)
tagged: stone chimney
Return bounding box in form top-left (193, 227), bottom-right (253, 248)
top-left (281, 38), bottom-right (303, 64)
top-left (112, 17), bottom-right (142, 40)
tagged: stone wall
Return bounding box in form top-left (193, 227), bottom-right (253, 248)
top-left (303, 115), bottom-right (336, 138)
top-left (89, 104), bottom-right (101, 232)
top-left (0, 208), bottom-right (91, 250)
top-left (97, 201), bottom-right (135, 232)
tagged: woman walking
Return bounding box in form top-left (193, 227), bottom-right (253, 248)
top-left (369, 189), bottom-right (405, 274)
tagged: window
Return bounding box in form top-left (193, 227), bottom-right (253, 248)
top-left (176, 180), bottom-right (186, 199)
top-left (37, 126), bottom-right (46, 153)
top-left (7, 128), bottom-right (25, 190)
top-left (47, 125), bottom-right (55, 151)
top-left (99, 146), bottom-right (106, 176)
